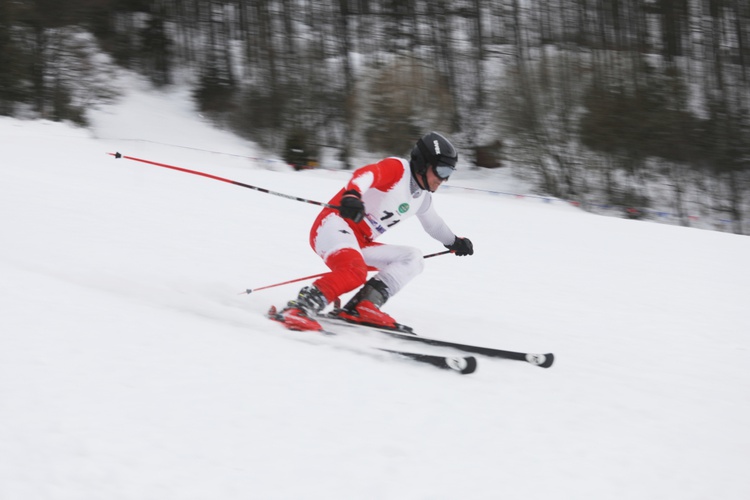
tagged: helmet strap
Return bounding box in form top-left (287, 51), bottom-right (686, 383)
top-left (422, 169), bottom-right (433, 192)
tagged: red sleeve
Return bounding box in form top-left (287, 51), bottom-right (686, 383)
top-left (344, 158), bottom-right (404, 194)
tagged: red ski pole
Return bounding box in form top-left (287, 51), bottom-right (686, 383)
top-left (242, 250), bottom-right (451, 294)
top-left (108, 152), bottom-right (338, 209)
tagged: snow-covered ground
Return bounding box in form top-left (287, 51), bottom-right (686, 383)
top-left (2, 75), bottom-right (749, 500)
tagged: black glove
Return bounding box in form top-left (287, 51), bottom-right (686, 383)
top-left (446, 237), bottom-right (474, 256)
top-left (338, 189), bottom-right (365, 223)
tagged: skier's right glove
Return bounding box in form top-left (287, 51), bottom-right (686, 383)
top-left (446, 236), bottom-right (474, 256)
top-left (338, 189), bottom-right (365, 223)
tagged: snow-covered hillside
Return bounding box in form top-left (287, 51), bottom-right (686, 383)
top-left (1, 75), bottom-right (749, 500)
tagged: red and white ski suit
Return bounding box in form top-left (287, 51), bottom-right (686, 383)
top-left (310, 157), bottom-right (457, 303)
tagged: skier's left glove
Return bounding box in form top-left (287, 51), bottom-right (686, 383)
top-left (338, 189), bottom-right (365, 223)
top-left (446, 237), bottom-right (474, 256)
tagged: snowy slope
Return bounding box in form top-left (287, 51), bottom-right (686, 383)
top-left (1, 76), bottom-right (750, 500)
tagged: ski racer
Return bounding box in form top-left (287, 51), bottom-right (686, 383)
top-left (279, 131), bottom-right (474, 330)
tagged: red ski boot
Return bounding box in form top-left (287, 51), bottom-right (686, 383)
top-left (269, 305), bottom-right (323, 331)
top-left (332, 278), bottom-right (403, 329)
top-left (268, 286), bottom-right (328, 331)
top-left (335, 299), bottom-right (398, 329)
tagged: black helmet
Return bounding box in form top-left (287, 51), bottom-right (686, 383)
top-left (410, 132), bottom-right (457, 190)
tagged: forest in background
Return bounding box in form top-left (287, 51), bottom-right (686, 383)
top-left (1, 0), bottom-right (749, 234)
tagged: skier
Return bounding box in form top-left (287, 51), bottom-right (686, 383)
top-left (278, 131), bottom-right (474, 331)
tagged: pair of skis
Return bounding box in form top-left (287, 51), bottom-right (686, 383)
top-left (268, 306), bottom-right (554, 375)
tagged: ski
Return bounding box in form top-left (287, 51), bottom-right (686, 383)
top-left (377, 348), bottom-right (477, 374)
top-left (318, 313), bottom-right (555, 368)
top-left (267, 306), bottom-right (477, 374)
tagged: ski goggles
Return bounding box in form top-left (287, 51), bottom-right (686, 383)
top-left (432, 161), bottom-right (455, 180)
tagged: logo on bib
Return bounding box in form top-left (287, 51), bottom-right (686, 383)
top-left (398, 203), bottom-right (410, 214)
